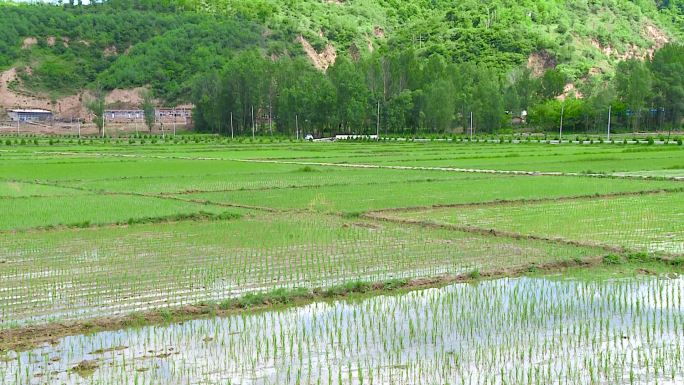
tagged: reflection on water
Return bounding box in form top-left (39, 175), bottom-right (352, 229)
top-left (2, 276), bottom-right (683, 385)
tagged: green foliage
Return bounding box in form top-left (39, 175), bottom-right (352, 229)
top-left (651, 44), bottom-right (684, 130)
top-left (0, 0), bottom-right (683, 135)
top-left (603, 254), bottom-right (624, 265)
top-left (86, 87), bottom-right (106, 135)
top-left (193, 50), bottom-right (509, 134)
top-left (142, 90), bottom-right (155, 132)
top-left (615, 59), bottom-right (653, 130)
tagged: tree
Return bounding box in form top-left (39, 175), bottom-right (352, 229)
top-left (615, 59), bottom-right (653, 131)
top-left (473, 67), bottom-right (504, 132)
top-left (423, 79), bottom-right (455, 132)
top-left (86, 86), bottom-right (106, 136)
top-left (328, 57), bottom-right (370, 133)
top-left (142, 90), bottom-right (156, 133)
top-left (650, 43), bottom-right (684, 132)
top-left (538, 69), bottom-right (566, 100)
top-left (386, 90), bottom-right (414, 133)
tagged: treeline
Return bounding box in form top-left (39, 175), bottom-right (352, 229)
top-left (531, 43), bottom-right (684, 133)
top-left (192, 44), bottom-right (684, 135)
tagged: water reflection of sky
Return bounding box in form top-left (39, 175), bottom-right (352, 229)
top-left (2, 276), bottom-right (683, 385)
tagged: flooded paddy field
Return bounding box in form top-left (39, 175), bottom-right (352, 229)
top-left (2, 275), bottom-right (683, 385)
top-left (0, 140), bottom-right (682, 384)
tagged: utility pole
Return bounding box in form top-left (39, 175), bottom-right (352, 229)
top-left (102, 112), bottom-right (105, 139)
top-left (607, 105), bottom-right (612, 142)
top-left (230, 112), bottom-right (234, 139)
top-left (559, 103), bottom-right (564, 143)
top-left (296, 114), bottom-right (299, 140)
top-left (78, 119), bottom-right (81, 138)
top-left (469, 111), bottom-right (473, 141)
top-left (376, 101), bottom-right (380, 139)
top-left (173, 108), bottom-right (176, 137)
top-left (269, 103), bottom-right (273, 136)
top-left (251, 105), bottom-right (255, 139)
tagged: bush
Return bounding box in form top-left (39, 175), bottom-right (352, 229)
top-left (382, 279), bottom-right (408, 290)
top-left (603, 254), bottom-right (623, 265)
top-left (627, 252), bottom-right (653, 262)
top-left (158, 308), bottom-right (173, 323)
top-left (238, 293), bottom-right (266, 308)
top-left (323, 281), bottom-right (370, 297)
top-left (298, 166), bottom-right (318, 172)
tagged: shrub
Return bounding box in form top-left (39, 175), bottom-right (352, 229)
top-left (298, 166), bottom-right (318, 172)
top-left (627, 252), bottom-right (652, 262)
top-left (383, 279), bottom-right (409, 290)
top-left (158, 308), bottom-right (173, 323)
top-left (238, 293), bottom-right (266, 308)
top-left (603, 254), bottom-right (623, 265)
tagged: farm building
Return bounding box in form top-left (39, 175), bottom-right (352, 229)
top-left (8, 109), bottom-right (53, 122)
top-left (105, 110), bottom-right (144, 122)
top-left (156, 107), bottom-right (192, 123)
top-left (104, 107), bottom-right (192, 123)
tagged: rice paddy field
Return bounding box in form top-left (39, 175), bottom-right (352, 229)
top-left (0, 139), bottom-right (683, 384)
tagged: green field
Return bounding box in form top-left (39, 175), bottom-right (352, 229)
top-left (387, 191), bottom-right (684, 255)
top-left (0, 140), bottom-right (683, 384)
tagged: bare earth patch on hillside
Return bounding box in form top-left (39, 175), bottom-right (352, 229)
top-left (21, 37), bottom-right (37, 50)
top-left (0, 67), bottom-right (86, 118)
top-left (527, 50), bottom-right (556, 77)
top-left (297, 35), bottom-right (337, 71)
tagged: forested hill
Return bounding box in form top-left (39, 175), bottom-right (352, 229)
top-left (0, 0), bottom-right (683, 135)
top-left (0, 0), bottom-right (681, 103)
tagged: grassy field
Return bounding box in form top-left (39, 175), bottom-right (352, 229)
top-left (0, 139), bottom-right (683, 383)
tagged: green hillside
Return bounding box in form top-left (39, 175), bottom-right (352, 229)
top-left (1, 0), bottom-right (681, 99)
top-left (0, 0), bottom-right (683, 134)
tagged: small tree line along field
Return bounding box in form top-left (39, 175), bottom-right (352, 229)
top-left (0, 139), bottom-right (683, 384)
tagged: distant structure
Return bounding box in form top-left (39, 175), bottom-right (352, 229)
top-left (156, 107), bottom-right (192, 123)
top-left (8, 109), bottom-right (53, 122)
top-left (105, 109), bottom-right (144, 122)
top-left (104, 107), bottom-right (192, 124)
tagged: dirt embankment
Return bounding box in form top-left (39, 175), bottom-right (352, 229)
top-left (105, 87), bottom-right (146, 107)
top-left (527, 50), bottom-right (557, 77)
top-left (0, 69), bottom-right (151, 119)
top-left (0, 67), bottom-right (88, 118)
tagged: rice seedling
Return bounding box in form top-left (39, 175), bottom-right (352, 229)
top-left (390, 191), bottom-right (684, 256)
top-left (2, 276), bottom-right (682, 384)
top-left (0, 213), bottom-right (601, 327)
top-left (0, 141), bottom-right (681, 385)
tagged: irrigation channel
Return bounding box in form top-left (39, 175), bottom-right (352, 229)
top-left (1, 275), bottom-right (683, 385)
